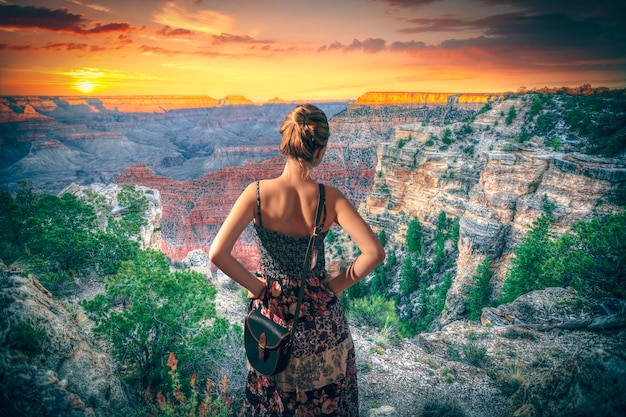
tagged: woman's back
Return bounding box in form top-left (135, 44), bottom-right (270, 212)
top-left (256, 177), bottom-right (335, 238)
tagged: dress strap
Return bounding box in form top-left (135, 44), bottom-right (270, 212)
top-left (256, 180), bottom-right (263, 227)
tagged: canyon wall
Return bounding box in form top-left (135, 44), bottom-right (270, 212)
top-left (113, 94), bottom-right (478, 266)
top-left (363, 96), bottom-right (626, 323)
top-left (355, 91), bottom-right (501, 109)
top-left (3, 93), bottom-right (624, 301)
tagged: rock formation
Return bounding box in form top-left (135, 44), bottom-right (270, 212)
top-left (0, 271), bottom-right (132, 417)
top-left (61, 182), bottom-right (163, 252)
top-left (355, 91), bottom-right (501, 109)
top-left (0, 96), bottom-right (349, 192)
top-left (361, 96), bottom-right (626, 325)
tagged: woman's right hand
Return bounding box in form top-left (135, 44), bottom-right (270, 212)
top-left (247, 275), bottom-right (268, 299)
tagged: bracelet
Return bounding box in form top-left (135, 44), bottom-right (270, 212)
top-left (346, 261), bottom-right (358, 281)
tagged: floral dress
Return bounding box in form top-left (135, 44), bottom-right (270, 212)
top-left (240, 182), bottom-right (359, 416)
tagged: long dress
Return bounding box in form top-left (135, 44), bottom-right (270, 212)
top-left (240, 182), bottom-right (359, 416)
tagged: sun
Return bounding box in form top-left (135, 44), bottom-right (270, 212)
top-left (76, 80), bottom-right (96, 94)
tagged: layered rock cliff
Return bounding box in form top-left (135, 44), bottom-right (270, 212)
top-left (362, 94), bottom-right (626, 324)
top-left (0, 97), bottom-right (349, 192)
top-left (355, 91), bottom-right (501, 109)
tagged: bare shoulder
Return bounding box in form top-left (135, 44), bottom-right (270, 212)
top-left (321, 183), bottom-right (350, 206)
top-left (236, 181), bottom-right (259, 205)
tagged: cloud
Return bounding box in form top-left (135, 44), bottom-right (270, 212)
top-left (156, 25), bottom-right (195, 37)
top-left (43, 42), bottom-right (90, 51)
top-left (389, 40), bottom-right (427, 51)
top-left (393, 0), bottom-right (626, 65)
top-left (319, 38), bottom-right (387, 54)
top-left (139, 45), bottom-right (182, 55)
top-left (0, 4), bottom-right (134, 35)
top-left (210, 33), bottom-right (273, 45)
top-left (152, 3), bottom-right (233, 35)
top-left (0, 43), bottom-right (35, 51)
top-left (399, 17), bottom-right (472, 34)
top-left (66, 0), bottom-right (112, 13)
top-left (372, 0), bottom-right (442, 7)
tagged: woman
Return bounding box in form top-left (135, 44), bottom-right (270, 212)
top-left (209, 104), bottom-right (385, 416)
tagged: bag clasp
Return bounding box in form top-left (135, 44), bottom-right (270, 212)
top-left (258, 332), bottom-right (267, 360)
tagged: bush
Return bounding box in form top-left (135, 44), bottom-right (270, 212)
top-left (420, 394), bottom-right (468, 417)
top-left (406, 218), bottom-right (424, 255)
top-left (400, 254), bottom-right (421, 296)
top-left (348, 294), bottom-right (400, 331)
top-left (502, 209), bottom-right (626, 302)
top-left (144, 353), bottom-right (235, 417)
top-left (500, 203), bottom-right (558, 303)
top-left (506, 106), bottom-right (517, 125)
top-left (497, 365), bottom-right (525, 396)
top-left (0, 185), bottom-right (143, 290)
top-left (545, 136), bottom-right (562, 150)
top-left (502, 327), bottom-right (538, 341)
top-left (5, 322), bottom-right (47, 356)
top-left (82, 249), bottom-right (234, 390)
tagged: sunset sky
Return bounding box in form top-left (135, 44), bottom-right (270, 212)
top-left (0, 0), bottom-right (624, 101)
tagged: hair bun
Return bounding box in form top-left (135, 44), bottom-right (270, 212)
top-left (279, 104), bottom-right (330, 163)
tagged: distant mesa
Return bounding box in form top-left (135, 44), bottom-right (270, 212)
top-left (266, 97), bottom-right (288, 104)
top-left (217, 95), bottom-right (254, 106)
top-left (355, 91), bottom-right (502, 106)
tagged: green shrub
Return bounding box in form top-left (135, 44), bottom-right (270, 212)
top-left (0, 185), bottom-right (143, 290)
top-left (502, 209), bottom-right (626, 302)
top-left (406, 218), bottom-right (424, 255)
top-left (505, 106), bottom-right (517, 125)
top-left (545, 136), bottom-right (562, 150)
top-left (497, 365), bottom-right (525, 396)
top-left (5, 322), bottom-right (47, 355)
top-left (462, 342), bottom-right (489, 367)
top-left (400, 254), bottom-right (421, 296)
top-left (442, 128), bottom-right (453, 144)
top-left (500, 201), bottom-right (558, 303)
top-left (82, 249), bottom-right (233, 390)
top-left (348, 294), bottom-right (400, 331)
top-left (502, 327), bottom-right (538, 341)
top-left (420, 394), bottom-right (468, 417)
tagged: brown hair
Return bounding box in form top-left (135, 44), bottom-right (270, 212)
top-left (279, 104), bottom-right (329, 164)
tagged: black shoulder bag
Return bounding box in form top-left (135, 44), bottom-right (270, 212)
top-left (244, 183), bottom-right (325, 376)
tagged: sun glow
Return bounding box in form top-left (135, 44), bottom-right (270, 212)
top-left (76, 80), bottom-right (96, 94)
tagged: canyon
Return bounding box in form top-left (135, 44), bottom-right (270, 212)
top-left (2, 91), bottom-right (624, 299)
top-left (2, 91), bottom-right (625, 290)
top-left (1, 91), bottom-right (625, 416)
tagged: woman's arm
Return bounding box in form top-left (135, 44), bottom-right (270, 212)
top-left (208, 183), bottom-right (267, 298)
top-left (326, 188), bottom-right (385, 294)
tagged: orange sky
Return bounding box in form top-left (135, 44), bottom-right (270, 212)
top-left (0, 0), bottom-right (624, 101)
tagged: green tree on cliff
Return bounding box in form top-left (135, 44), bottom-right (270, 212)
top-left (500, 201), bottom-right (557, 303)
top-left (466, 258), bottom-right (493, 321)
top-left (406, 217), bottom-right (424, 256)
top-left (82, 248), bottom-right (233, 390)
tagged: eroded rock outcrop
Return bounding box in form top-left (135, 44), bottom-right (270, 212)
top-left (117, 148), bottom-right (376, 267)
top-left (61, 182), bottom-right (163, 252)
top-left (0, 271), bottom-right (132, 417)
top-left (362, 96), bottom-right (626, 325)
